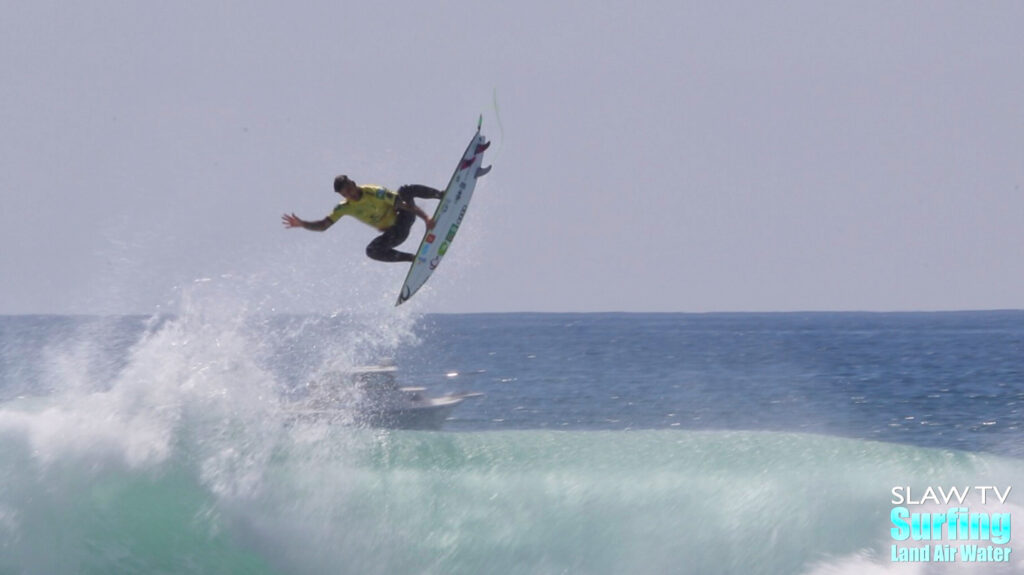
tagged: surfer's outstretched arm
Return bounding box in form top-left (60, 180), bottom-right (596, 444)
top-left (281, 213), bottom-right (334, 231)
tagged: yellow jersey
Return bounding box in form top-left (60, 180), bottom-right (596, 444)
top-left (328, 185), bottom-right (399, 231)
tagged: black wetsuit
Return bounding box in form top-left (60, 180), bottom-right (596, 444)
top-left (365, 185), bottom-right (443, 263)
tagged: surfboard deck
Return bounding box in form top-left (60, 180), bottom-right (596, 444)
top-left (396, 118), bottom-right (491, 305)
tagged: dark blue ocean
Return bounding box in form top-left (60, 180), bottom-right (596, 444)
top-left (1, 310), bottom-right (1022, 574)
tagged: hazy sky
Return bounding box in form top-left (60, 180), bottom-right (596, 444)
top-left (2, 2), bottom-right (1022, 314)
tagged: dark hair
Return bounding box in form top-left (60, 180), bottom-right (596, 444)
top-left (333, 175), bottom-right (352, 192)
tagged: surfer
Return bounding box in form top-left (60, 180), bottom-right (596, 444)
top-left (282, 175), bottom-right (442, 263)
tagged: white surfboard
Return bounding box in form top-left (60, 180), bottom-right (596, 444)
top-left (396, 118), bottom-right (491, 305)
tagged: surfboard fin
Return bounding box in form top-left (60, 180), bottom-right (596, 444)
top-left (476, 165), bottom-right (492, 178)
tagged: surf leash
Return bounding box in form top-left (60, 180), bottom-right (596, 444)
top-left (489, 88), bottom-right (505, 163)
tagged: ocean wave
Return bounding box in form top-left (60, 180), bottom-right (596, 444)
top-left (2, 412), bottom-right (1021, 575)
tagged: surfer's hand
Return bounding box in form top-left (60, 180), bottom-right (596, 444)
top-left (282, 213), bottom-right (303, 228)
top-left (426, 217), bottom-right (436, 230)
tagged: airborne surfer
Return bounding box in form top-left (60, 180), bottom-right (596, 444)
top-left (282, 175), bottom-right (442, 263)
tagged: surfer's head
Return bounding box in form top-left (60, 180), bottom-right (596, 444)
top-left (334, 175), bottom-right (353, 192)
top-left (333, 175), bottom-right (360, 200)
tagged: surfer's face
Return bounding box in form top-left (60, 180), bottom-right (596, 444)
top-left (337, 182), bottom-right (360, 200)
